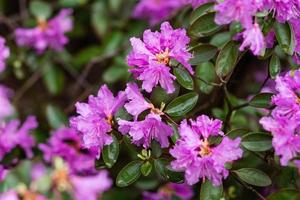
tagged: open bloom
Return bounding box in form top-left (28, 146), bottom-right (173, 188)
top-left (170, 115), bottom-right (243, 186)
top-left (263, 0), bottom-right (300, 22)
top-left (0, 37), bottom-right (9, 73)
top-left (0, 189), bottom-right (47, 200)
top-left (15, 9), bottom-right (73, 53)
top-left (118, 83), bottom-right (173, 148)
top-left (39, 127), bottom-right (96, 174)
top-left (0, 116), bottom-right (37, 160)
top-left (127, 22), bottom-right (193, 93)
top-left (70, 84), bottom-right (126, 158)
top-left (0, 85), bottom-right (14, 120)
top-left (143, 183), bottom-right (193, 200)
top-left (260, 69), bottom-right (300, 169)
top-left (133, 0), bottom-right (184, 25)
top-left (239, 23), bottom-right (265, 55)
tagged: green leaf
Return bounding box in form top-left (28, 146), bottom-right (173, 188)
top-left (273, 22), bottom-right (295, 55)
top-left (215, 41), bottom-right (239, 78)
top-left (269, 55), bottom-right (281, 79)
top-left (116, 161), bottom-right (143, 187)
top-left (42, 63), bottom-right (65, 95)
top-left (210, 32), bottom-right (232, 48)
top-left (102, 135), bottom-right (119, 168)
top-left (29, 1), bottom-right (52, 20)
top-left (173, 68), bottom-right (194, 90)
top-left (249, 93), bottom-right (273, 108)
top-left (189, 2), bottom-right (215, 25)
top-left (226, 128), bottom-right (249, 139)
top-left (200, 180), bottom-right (223, 200)
top-left (58, 0), bottom-right (88, 7)
top-left (242, 132), bottom-right (272, 152)
top-left (141, 161), bottom-right (152, 176)
top-left (151, 141), bottom-right (162, 158)
top-left (91, 1), bottom-right (108, 37)
top-left (165, 167), bottom-right (185, 183)
top-left (103, 65), bottom-right (129, 83)
top-left (189, 12), bottom-right (222, 37)
top-left (154, 159), bottom-right (168, 179)
top-left (195, 62), bottom-right (217, 94)
top-left (267, 189), bottom-right (300, 200)
top-left (189, 44), bottom-right (218, 65)
top-left (46, 104), bottom-right (67, 129)
top-left (165, 92), bottom-right (199, 117)
top-left (150, 85), bottom-right (180, 107)
top-left (235, 168), bottom-right (272, 187)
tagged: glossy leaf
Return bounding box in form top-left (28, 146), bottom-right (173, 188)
top-left (200, 180), bottom-right (223, 200)
top-left (29, 1), bottom-right (52, 20)
top-left (215, 41), bottom-right (239, 78)
top-left (165, 92), bottom-right (199, 117)
top-left (195, 62), bottom-right (217, 94)
top-left (141, 161), bottom-right (152, 176)
top-left (242, 132), bottom-right (272, 152)
top-left (173, 68), bottom-right (194, 90)
top-left (116, 161), bottom-right (143, 187)
top-left (267, 189), bottom-right (300, 200)
top-left (102, 135), bottom-right (119, 168)
top-left (190, 2), bottom-right (214, 25)
top-left (189, 13), bottom-right (222, 37)
top-left (150, 85), bottom-right (180, 107)
top-left (235, 168), bottom-right (272, 187)
top-left (151, 141), bottom-right (162, 158)
top-left (269, 55), bottom-right (281, 79)
top-left (189, 44), bottom-right (218, 65)
top-left (249, 93), bottom-right (273, 108)
top-left (210, 32), bottom-right (232, 48)
top-left (274, 22), bottom-right (295, 55)
top-left (46, 105), bottom-right (67, 129)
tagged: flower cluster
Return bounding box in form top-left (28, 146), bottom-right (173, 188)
top-left (15, 9), bottom-right (73, 53)
top-left (39, 127), bottom-right (97, 174)
top-left (260, 69), bottom-right (300, 168)
top-left (70, 84), bottom-right (126, 158)
top-left (0, 37), bottom-right (9, 73)
top-left (170, 115), bottom-right (243, 186)
top-left (0, 85), bottom-right (14, 120)
top-left (118, 83), bottom-right (173, 148)
top-left (143, 183), bottom-right (193, 200)
top-left (127, 22), bottom-right (193, 93)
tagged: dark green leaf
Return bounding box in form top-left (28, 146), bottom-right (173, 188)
top-left (242, 132), bottom-right (272, 152)
top-left (141, 161), bottom-right (152, 176)
top-left (150, 85), bottom-right (180, 107)
top-left (189, 44), bottom-right (218, 65)
top-left (249, 93), bottom-right (273, 108)
top-left (91, 1), bottom-right (108, 37)
top-left (102, 135), bottom-right (119, 168)
top-left (165, 167), bottom-right (185, 183)
top-left (200, 180), bottom-right (223, 200)
top-left (103, 65), bottom-right (129, 83)
top-left (215, 41), bottom-right (239, 78)
top-left (210, 32), bottom-right (232, 48)
top-left (165, 92), bottom-right (199, 117)
top-left (269, 55), bottom-right (281, 79)
top-left (154, 159), bottom-right (168, 179)
top-left (116, 161), bottom-right (143, 187)
top-left (46, 105), bottom-right (67, 129)
top-left (267, 189), bottom-right (300, 200)
top-left (151, 141), bottom-right (162, 158)
top-left (42, 63), bottom-right (65, 95)
top-left (235, 168), bottom-right (272, 187)
top-left (274, 22), bottom-right (295, 55)
top-left (29, 1), bottom-right (52, 20)
top-left (195, 62), bottom-right (217, 94)
top-left (189, 2), bottom-right (214, 25)
top-left (226, 129), bottom-right (249, 139)
top-left (189, 13), bottom-right (222, 37)
top-left (173, 68), bottom-right (194, 90)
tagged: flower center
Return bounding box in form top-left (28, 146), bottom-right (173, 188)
top-left (199, 139), bottom-right (212, 157)
top-left (158, 185), bottom-right (173, 197)
top-left (52, 168), bottom-right (72, 191)
top-left (155, 48), bottom-right (170, 65)
top-left (149, 103), bottom-right (164, 115)
top-left (37, 19), bottom-right (48, 31)
top-left (21, 191), bottom-right (39, 200)
top-left (106, 114), bottom-right (114, 126)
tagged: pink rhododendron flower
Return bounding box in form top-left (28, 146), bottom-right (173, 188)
top-left (15, 9), bottom-right (73, 53)
top-left (127, 22), bottom-right (193, 93)
top-left (239, 23), bottom-right (266, 55)
top-left (143, 183), bottom-right (193, 200)
top-left (39, 127), bottom-right (96, 174)
top-left (118, 83), bottom-right (173, 148)
top-left (133, 0), bottom-right (184, 25)
top-left (70, 84), bottom-right (126, 158)
top-left (0, 116), bottom-right (38, 160)
top-left (188, 0), bottom-right (213, 8)
top-left (263, 0), bottom-right (300, 22)
top-left (0, 189), bottom-right (47, 200)
top-left (170, 115), bottom-right (243, 186)
top-left (0, 165), bottom-right (8, 182)
top-left (0, 85), bottom-right (14, 120)
top-left (0, 37), bottom-right (9, 73)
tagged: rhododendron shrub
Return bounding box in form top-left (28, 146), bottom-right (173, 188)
top-left (0, 0), bottom-right (299, 200)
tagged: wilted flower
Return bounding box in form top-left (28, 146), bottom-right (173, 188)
top-left (143, 183), bottom-right (193, 200)
top-left (170, 115), bottom-right (243, 186)
top-left (0, 116), bottom-right (38, 160)
top-left (0, 85), bottom-right (14, 120)
top-left (127, 22), bottom-right (193, 93)
top-left (39, 127), bottom-right (96, 174)
top-left (239, 23), bottom-right (265, 55)
top-left (0, 37), bottom-right (9, 73)
top-left (15, 9), bottom-right (73, 53)
top-left (133, 0), bottom-right (184, 25)
top-left (70, 84), bottom-right (126, 158)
